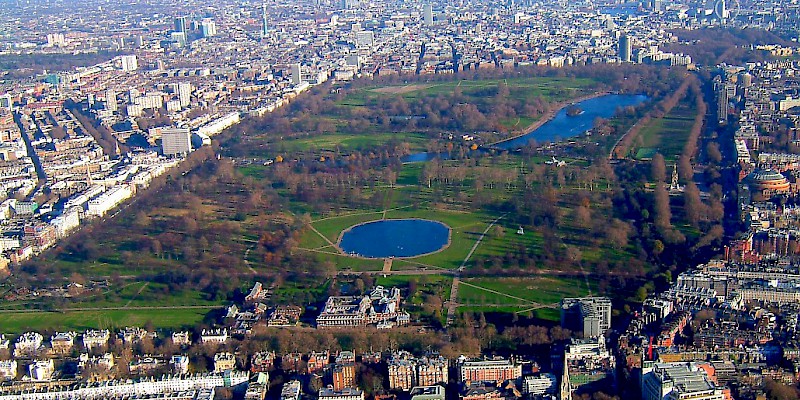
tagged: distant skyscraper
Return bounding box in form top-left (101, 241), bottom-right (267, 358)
top-left (619, 35), bottom-right (632, 63)
top-left (423, 4), bottom-right (434, 26)
top-left (177, 82), bottom-right (192, 108)
top-left (200, 19), bottom-right (217, 37)
top-left (261, 4), bottom-right (269, 37)
top-left (291, 64), bottom-right (303, 85)
top-left (161, 127), bottom-right (192, 157)
top-left (652, 0), bottom-right (662, 12)
top-left (174, 16), bottom-right (187, 35)
top-left (119, 55), bottom-right (138, 71)
top-left (105, 89), bottom-right (117, 112)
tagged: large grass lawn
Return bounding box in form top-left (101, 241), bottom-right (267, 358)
top-left (1, 308), bottom-right (214, 334)
top-left (458, 276), bottom-right (594, 307)
top-left (634, 98), bottom-right (697, 162)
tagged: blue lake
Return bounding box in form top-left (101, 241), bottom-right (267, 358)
top-left (339, 219), bottom-right (450, 258)
top-left (495, 94), bottom-right (649, 150)
top-left (401, 152), bottom-right (451, 163)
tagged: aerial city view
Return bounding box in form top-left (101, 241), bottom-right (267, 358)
top-left (0, 0), bottom-right (799, 398)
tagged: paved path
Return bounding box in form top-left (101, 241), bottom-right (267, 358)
top-left (446, 213), bottom-right (507, 326)
top-left (123, 282), bottom-right (149, 308)
top-left (383, 258), bottom-right (393, 272)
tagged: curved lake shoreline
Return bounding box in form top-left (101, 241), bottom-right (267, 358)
top-left (338, 218), bottom-right (452, 259)
top-left (491, 93), bottom-right (649, 150)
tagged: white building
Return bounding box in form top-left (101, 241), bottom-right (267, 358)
top-left (281, 380), bottom-right (302, 400)
top-left (560, 297), bottom-right (612, 338)
top-left (87, 185), bottom-right (133, 217)
top-left (119, 55), bottom-right (138, 71)
top-left (83, 329), bottom-right (110, 350)
top-left (201, 329), bottom-right (228, 344)
top-left (0, 371), bottom-right (247, 399)
top-left (177, 82), bottom-right (192, 108)
top-left (161, 127), bottom-right (192, 157)
top-left (522, 373), bottom-right (557, 396)
top-left (14, 332), bottom-right (43, 356)
top-left (0, 360), bottom-right (17, 380)
top-left (28, 359), bottom-right (54, 381)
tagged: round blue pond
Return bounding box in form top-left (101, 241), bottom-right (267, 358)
top-left (339, 219), bottom-right (451, 258)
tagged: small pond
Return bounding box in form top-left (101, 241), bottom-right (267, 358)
top-left (338, 219), bottom-right (451, 258)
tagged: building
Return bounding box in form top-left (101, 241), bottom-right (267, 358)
top-left (28, 359), bottom-right (55, 381)
top-left (214, 352), bottom-right (236, 372)
top-left (317, 286), bottom-right (409, 328)
top-left (172, 331), bottom-right (191, 347)
top-left (251, 351), bottom-right (276, 373)
top-left (458, 358), bottom-right (521, 385)
top-left (261, 4), bottom-right (269, 37)
top-left (619, 35), bottom-right (632, 63)
top-left (14, 332), bottom-right (43, 356)
top-left (119, 55), bottom-right (138, 72)
top-left (318, 387), bottom-right (364, 400)
top-left (561, 336), bottom-right (615, 399)
top-left (423, 4), bottom-right (434, 25)
top-left (200, 19), bottom-right (217, 37)
top-left (281, 380), bottom-right (302, 400)
top-left (177, 82), bottom-right (192, 108)
top-left (560, 297), bottom-right (612, 338)
top-left (174, 16), bottom-right (187, 35)
top-left (171, 355), bottom-right (190, 374)
top-left (330, 363), bottom-right (356, 390)
top-left (161, 127), bottom-right (192, 157)
top-left (0, 371), bottom-right (247, 399)
top-left (87, 185), bottom-right (133, 217)
top-left (522, 374), bottom-right (557, 396)
top-left (0, 360), bottom-right (17, 380)
top-left (291, 64), bottom-right (303, 85)
top-left (388, 356), bottom-right (416, 391)
top-left (307, 351), bottom-right (329, 374)
top-left (50, 331), bottom-right (77, 354)
top-left (410, 386), bottom-right (445, 400)
top-left (83, 329), bottom-right (110, 350)
top-left (641, 362), bottom-right (727, 400)
top-left (201, 329), bottom-right (228, 344)
top-left (417, 355), bottom-right (448, 386)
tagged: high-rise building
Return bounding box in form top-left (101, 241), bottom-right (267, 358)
top-left (652, 0), bottom-right (662, 12)
top-left (560, 297), bottom-right (612, 338)
top-left (119, 55), bottom-right (138, 71)
top-left (170, 32), bottom-right (187, 47)
top-left (177, 82), bottom-right (192, 108)
top-left (105, 89), bottom-right (117, 112)
top-left (619, 35), bottom-right (632, 63)
top-left (261, 4), bottom-right (269, 37)
top-left (161, 127), bottom-right (192, 157)
top-left (330, 363), bottom-right (356, 390)
top-left (0, 94), bottom-right (12, 109)
top-left (291, 63), bottom-right (303, 85)
top-left (200, 19), bottom-right (217, 37)
top-left (423, 4), bottom-right (434, 26)
top-left (174, 16), bottom-right (187, 35)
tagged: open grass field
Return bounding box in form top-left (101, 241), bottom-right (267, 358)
top-left (278, 132), bottom-right (430, 153)
top-left (340, 77), bottom-right (599, 107)
top-left (0, 308), bottom-right (213, 334)
top-left (456, 276), bottom-right (595, 321)
top-left (634, 98), bottom-right (697, 161)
